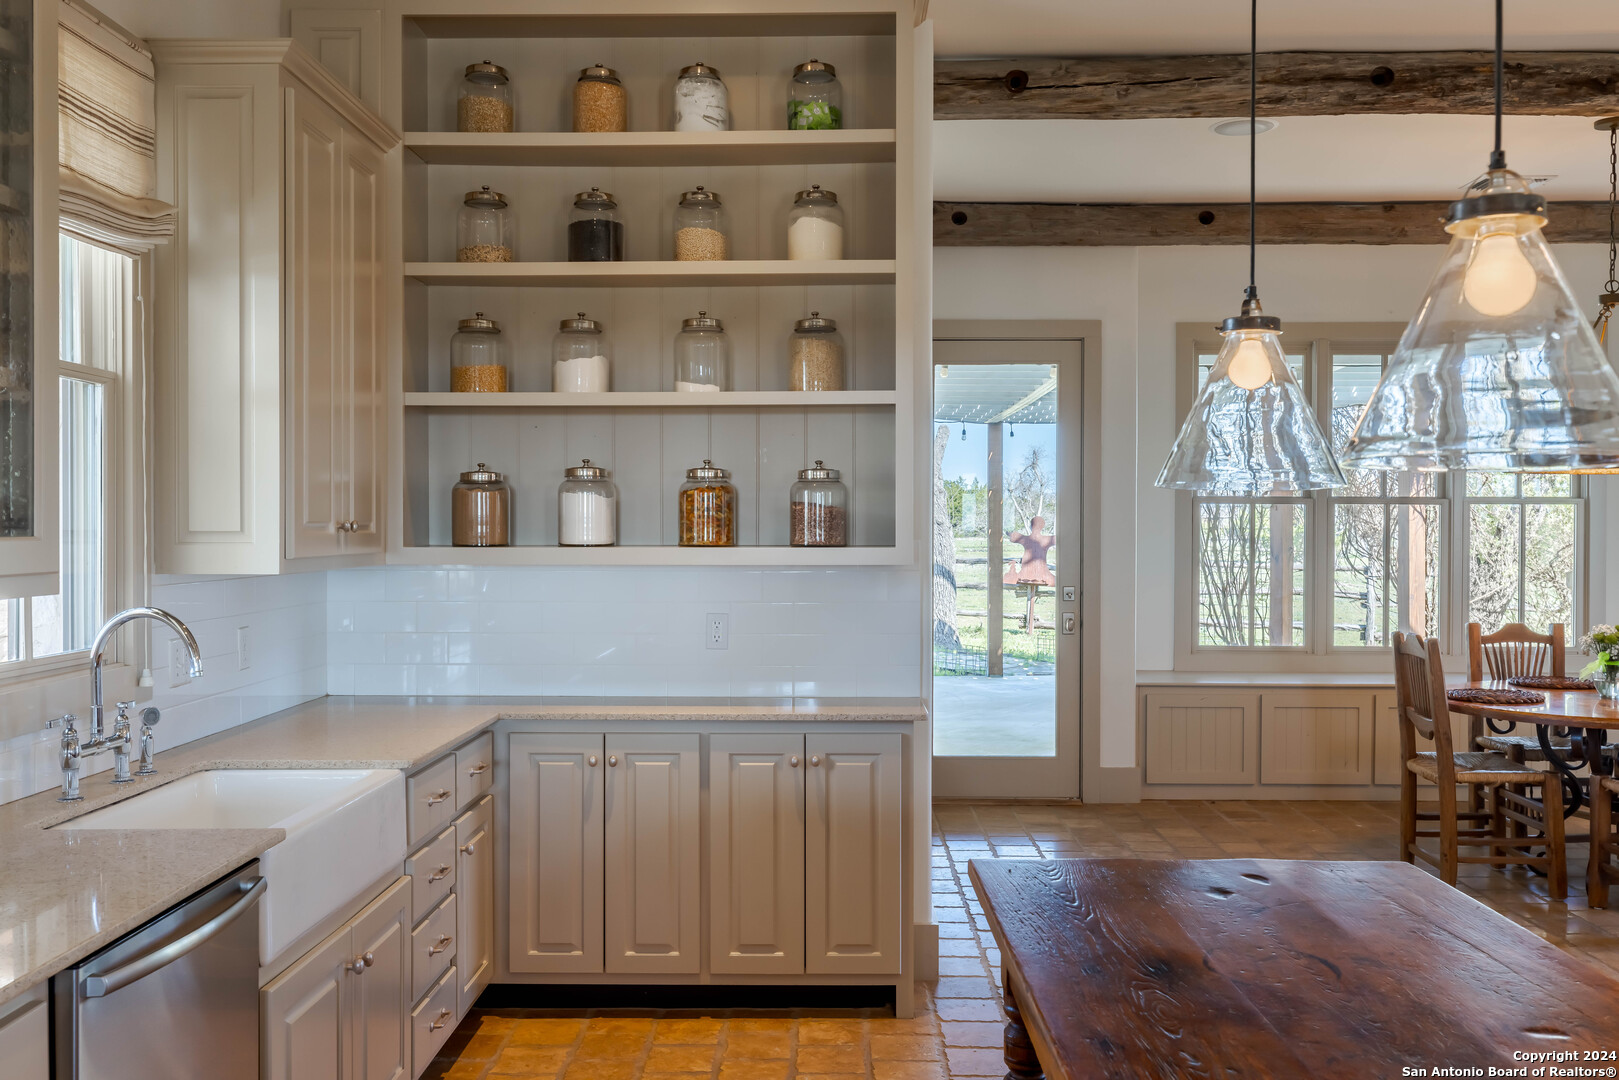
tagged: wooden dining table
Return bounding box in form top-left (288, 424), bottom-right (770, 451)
top-left (1444, 679), bottom-right (1619, 817)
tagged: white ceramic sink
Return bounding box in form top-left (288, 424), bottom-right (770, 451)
top-left (57, 769), bottom-right (405, 965)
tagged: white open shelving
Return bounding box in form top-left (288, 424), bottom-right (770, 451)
top-left (403, 128), bottom-right (898, 167)
top-left (404, 260), bottom-right (898, 287)
top-left (405, 390), bottom-right (897, 408)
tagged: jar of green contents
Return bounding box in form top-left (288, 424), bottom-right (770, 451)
top-left (788, 59), bottom-right (842, 130)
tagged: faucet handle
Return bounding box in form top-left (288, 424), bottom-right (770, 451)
top-left (47, 713), bottom-right (77, 732)
top-left (114, 700), bottom-right (136, 723)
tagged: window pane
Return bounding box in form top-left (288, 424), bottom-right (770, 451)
top-left (1469, 503), bottom-right (1522, 630)
top-left (59, 234), bottom-right (124, 372)
top-left (1197, 501), bottom-right (1306, 647)
top-left (0, 598), bottom-right (17, 662)
top-left (1521, 473), bottom-right (1572, 498)
top-left (1467, 471), bottom-right (1517, 497)
top-left (1333, 502), bottom-right (1443, 647)
top-left (1523, 502), bottom-right (1576, 639)
top-left (58, 377), bottom-right (104, 651)
top-left (30, 592), bottom-right (62, 658)
top-left (1393, 504), bottom-right (1443, 639)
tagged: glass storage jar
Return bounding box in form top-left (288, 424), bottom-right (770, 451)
top-left (458, 61), bottom-right (513, 132)
top-left (787, 185), bottom-right (844, 260)
top-left (558, 459), bottom-right (618, 547)
top-left (450, 312), bottom-right (508, 392)
top-left (679, 459), bottom-right (737, 547)
top-left (674, 311), bottom-right (729, 392)
top-left (452, 463), bottom-right (511, 546)
top-left (788, 59), bottom-right (842, 129)
top-left (673, 62), bottom-right (729, 132)
top-left (457, 186), bottom-right (513, 262)
top-left (789, 312), bottom-right (846, 391)
top-left (790, 461), bottom-right (848, 547)
top-left (568, 187), bottom-right (623, 262)
top-left (574, 64), bottom-right (627, 132)
top-left (673, 186), bottom-right (728, 261)
top-left (552, 312), bottom-right (610, 392)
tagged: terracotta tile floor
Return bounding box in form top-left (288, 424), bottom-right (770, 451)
top-left (428, 799), bottom-right (1619, 1079)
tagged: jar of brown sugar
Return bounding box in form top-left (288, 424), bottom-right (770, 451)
top-left (790, 461), bottom-right (848, 547)
top-left (574, 64), bottom-right (627, 132)
top-left (452, 463), bottom-right (511, 546)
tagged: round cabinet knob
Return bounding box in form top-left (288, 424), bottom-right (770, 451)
top-left (587, 755), bottom-right (599, 767)
top-left (347, 957), bottom-right (367, 975)
top-left (460, 841), bottom-right (476, 855)
top-left (789, 755), bottom-right (800, 768)
top-left (810, 755), bottom-right (821, 767)
top-left (608, 755), bottom-right (618, 767)
top-left (362, 952), bottom-right (375, 968)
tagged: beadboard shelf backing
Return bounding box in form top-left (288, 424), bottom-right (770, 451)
top-left (404, 129), bottom-right (898, 167)
top-left (405, 391), bottom-right (898, 408)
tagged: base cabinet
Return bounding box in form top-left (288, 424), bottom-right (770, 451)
top-left (507, 733), bottom-right (605, 973)
top-left (455, 796), bottom-right (494, 1015)
top-left (709, 734), bottom-right (806, 975)
top-left (0, 985), bottom-right (48, 1080)
top-left (605, 734), bottom-right (702, 973)
top-left (806, 734), bottom-right (903, 975)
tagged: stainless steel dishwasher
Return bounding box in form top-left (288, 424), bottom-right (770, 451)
top-left (52, 861), bottom-right (265, 1079)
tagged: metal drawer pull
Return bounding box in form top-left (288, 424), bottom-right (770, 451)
top-left (467, 761), bottom-right (489, 776)
top-left (428, 934), bottom-right (453, 956)
top-left (460, 841), bottom-right (476, 855)
top-left (426, 788), bottom-right (452, 806)
top-left (429, 1008), bottom-right (454, 1031)
top-left (83, 877), bottom-right (266, 999)
top-left (587, 754), bottom-right (598, 767)
top-left (790, 755), bottom-right (800, 767)
top-left (608, 755), bottom-right (618, 767)
top-left (428, 864), bottom-right (452, 883)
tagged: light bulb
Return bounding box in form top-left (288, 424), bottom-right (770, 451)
top-left (1227, 338), bottom-right (1273, 390)
top-left (1462, 231), bottom-right (1537, 317)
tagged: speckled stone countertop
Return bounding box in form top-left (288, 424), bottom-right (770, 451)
top-left (0, 694), bottom-right (923, 1008)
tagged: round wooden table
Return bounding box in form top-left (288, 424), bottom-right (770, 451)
top-left (1445, 679), bottom-right (1619, 815)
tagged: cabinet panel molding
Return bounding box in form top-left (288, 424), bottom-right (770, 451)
top-left (1144, 692), bottom-right (1259, 785)
top-left (455, 796), bottom-right (494, 1015)
top-left (710, 734), bottom-right (806, 975)
top-left (605, 733), bottom-right (701, 974)
top-left (805, 733), bottom-right (902, 975)
top-left (351, 877), bottom-right (411, 1080)
top-left (508, 733), bottom-right (605, 973)
top-left (1260, 691), bottom-right (1376, 786)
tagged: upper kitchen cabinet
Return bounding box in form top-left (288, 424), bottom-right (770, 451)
top-left (0, 0), bottom-right (58, 598)
top-left (150, 40), bottom-right (398, 575)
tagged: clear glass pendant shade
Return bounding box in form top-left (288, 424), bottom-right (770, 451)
top-left (1344, 168), bottom-right (1619, 472)
top-left (1157, 324), bottom-right (1347, 495)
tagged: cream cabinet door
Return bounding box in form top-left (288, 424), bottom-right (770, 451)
top-left (508, 734), bottom-right (605, 974)
top-left (261, 919), bottom-right (350, 1080)
top-left (709, 734), bottom-right (806, 975)
top-left (339, 127), bottom-right (384, 553)
top-left (805, 733), bottom-right (903, 975)
top-left (455, 796), bottom-right (494, 1016)
top-left (0, 989), bottom-right (48, 1080)
top-left (350, 877), bottom-right (410, 1080)
top-left (284, 82), bottom-right (346, 560)
top-left (605, 734), bottom-right (701, 973)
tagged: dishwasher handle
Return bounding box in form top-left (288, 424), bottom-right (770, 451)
top-left (83, 877), bottom-right (266, 999)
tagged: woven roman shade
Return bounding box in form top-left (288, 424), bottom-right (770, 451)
top-left (58, 0), bottom-right (173, 246)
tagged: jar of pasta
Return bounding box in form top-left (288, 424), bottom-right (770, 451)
top-left (574, 63), bottom-right (627, 132)
top-left (459, 61), bottom-right (513, 132)
top-left (451, 312), bottom-right (507, 392)
top-left (679, 459), bottom-right (737, 546)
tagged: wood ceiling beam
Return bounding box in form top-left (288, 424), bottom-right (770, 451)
top-left (934, 200), bottom-right (1615, 246)
top-left (935, 52), bottom-right (1619, 120)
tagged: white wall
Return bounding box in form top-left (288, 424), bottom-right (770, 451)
top-left (89, 0), bottom-right (280, 40)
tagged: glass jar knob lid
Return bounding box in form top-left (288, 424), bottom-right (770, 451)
top-left (579, 63), bottom-right (621, 82)
top-left (461, 462), bottom-right (502, 483)
top-left (793, 58), bottom-right (837, 79)
top-left (679, 185), bottom-right (722, 206)
top-left (686, 458), bottom-right (730, 480)
top-left (565, 458), bottom-right (609, 480)
top-left (679, 61), bottom-right (723, 79)
top-left (798, 459), bottom-right (840, 481)
top-left (559, 311), bottom-right (601, 332)
top-left (573, 186), bottom-right (617, 209)
top-left (458, 311), bottom-right (501, 333)
top-left (795, 310), bottom-right (837, 332)
top-left (465, 60), bottom-right (509, 83)
top-left (794, 184), bottom-right (839, 206)
top-left (463, 185), bottom-right (508, 208)
top-left (682, 309), bottom-right (723, 330)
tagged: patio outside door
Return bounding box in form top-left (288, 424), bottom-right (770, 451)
top-left (931, 338), bottom-right (1083, 799)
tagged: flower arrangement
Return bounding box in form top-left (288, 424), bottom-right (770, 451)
top-left (1578, 624), bottom-right (1619, 679)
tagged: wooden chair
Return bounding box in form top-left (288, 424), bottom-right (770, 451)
top-left (1589, 776), bottom-right (1619, 907)
top-left (1468, 622), bottom-right (1571, 762)
top-left (1395, 631), bottom-right (1568, 897)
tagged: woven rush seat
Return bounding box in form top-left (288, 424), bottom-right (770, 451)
top-left (1408, 750), bottom-right (1544, 784)
top-left (1476, 733), bottom-right (1571, 757)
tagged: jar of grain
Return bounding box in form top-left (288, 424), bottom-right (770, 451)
top-left (457, 186), bottom-right (514, 262)
top-left (558, 459), bottom-right (618, 547)
top-left (674, 311), bottom-right (729, 392)
top-left (789, 312), bottom-right (846, 391)
top-left (568, 187), bottom-right (624, 262)
top-left (673, 62), bottom-right (729, 132)
top-left (788, 59), bottom-right (842, 130)
top-left (451, 312), bottom-right (508, 392)
top-left (673, 186), bottom-right (728, 261)
top-left (459, 61), bottom-right (513, 133)
top-left (787, 185), bottom-right (844, 260)
top-left (791, 461), bottom-right (848, 547)
top-left (452, 463), bottom-right (511, 547)
top-left (574, 63), bottom-right (627, 133)
top-left (679, 459), bottom-right (737, 547)
top-left (553, 313), bottom-right (610, 393)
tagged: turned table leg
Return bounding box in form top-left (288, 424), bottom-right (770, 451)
top-left (1002, 968), bottom-right (1045, 1080)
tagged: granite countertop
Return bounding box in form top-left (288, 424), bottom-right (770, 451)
top-left (0, 694), bottom-right (923, 1008)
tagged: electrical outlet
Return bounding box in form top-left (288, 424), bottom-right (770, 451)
top-left (705, 613), bottom-right (729, 650)
top-left (236, 626), bottom-right (251, 671)
top-left (168, 638), bottom-right (192, 688)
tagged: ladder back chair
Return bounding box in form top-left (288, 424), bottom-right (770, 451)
top-left (1394, 631), bottom-right (1569, 897)
top-left (1590, 776), bottom-right (1619, 907)
top-left (1468, 622), bottom-right (1570, 762)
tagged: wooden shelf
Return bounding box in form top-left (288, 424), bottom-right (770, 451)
top-left (406, 13), bottom-right (897, 39)
top-left (405, 390), bottom-right (896, 408)
top-left (391, 545), bottom-right (906, 567)
top-left (404, 129), bottom-right (897, 168)
top-left (405, 260), bottom-right (897, 287)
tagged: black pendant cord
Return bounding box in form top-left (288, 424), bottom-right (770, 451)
top-left (1247, 0), bottom-right (1257, 299)
top-left (1607, 123), bottom-right (1618, 295)
top-left (1489, 0), bottom-right (1506, 171)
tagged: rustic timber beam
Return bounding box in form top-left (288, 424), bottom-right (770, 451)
top-left (934, 200), bottom-right (1614, 246)
top-left (934, 52), bottom-right (1619, 120)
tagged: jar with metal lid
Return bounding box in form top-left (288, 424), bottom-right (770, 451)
top-left (452, 463), bottom-right (511, 547)
top-left (558, 459), bottom-right (618, 547)
top-left (574, 63), bottom-right (627, 132)
top-left (568, 187), bottom-right (623, 262)
top-left (790, 461), bottom-right (848, 547)
top-left (459, 61), bottom-right (513, 132)
top-left (673, 186), bottom-right (728, 261)
top-left (679, 459), bottom-right (737, 547)
top-left (553, 312), bottom-right (610, 393)
top-left (787, 185), bottom-right (844, 260)
top-left (788, 59), bottom-right (842, 130)
top-left (451, 312), bottom-right (508, 392)
top-left (674, 311), bottom-right (729, 392)
top-left (458, 186), bottom-right (513, 262)
top-left (673, 61), bottom-right (729, 132)
top-left (789, 312), bottom-right (846, 391)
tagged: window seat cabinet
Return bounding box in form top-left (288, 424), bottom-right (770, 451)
top-left (150, 40), bottom-right (399, 574)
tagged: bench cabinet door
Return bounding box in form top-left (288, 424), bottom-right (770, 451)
top-left (710, 734), bottom-right (806, 975)
top-left (805, 733), bottom-right (903, 975)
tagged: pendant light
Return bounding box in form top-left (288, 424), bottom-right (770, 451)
top-left (1155, 0), bottom-right (1344, 495)
top-left (1342, 1), bottom-right (1619, 472)
top-left (1596, 116), bottom-right (1618, 345)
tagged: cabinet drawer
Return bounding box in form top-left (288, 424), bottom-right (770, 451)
top-left (408, 755), bottom-right (458, 847)
top-left (405, 826), bottom-right (457, 925)
top-left (410, 965), bottom-right (459, 1078)
top-left (411, 893), bottom-right (458, 1003)
top-left (456, 732), bottom-right (493, 809)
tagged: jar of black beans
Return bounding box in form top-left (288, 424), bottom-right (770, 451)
top-left (568, 187), bottom-right (624, 261)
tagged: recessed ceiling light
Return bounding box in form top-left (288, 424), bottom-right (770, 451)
top-left (1209, 118), bottom-right (1277, 137)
